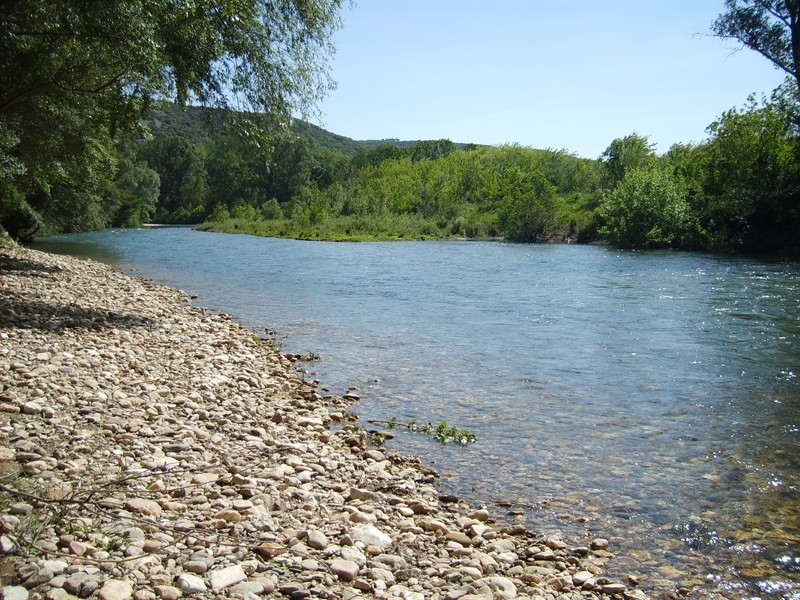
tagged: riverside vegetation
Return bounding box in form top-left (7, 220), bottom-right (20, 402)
top-left (7, 94), bottom-right (800, 255)
top-left (2, 2), bottom-right (800, 255)
top-left (1, 243), bottom-right (648, 599)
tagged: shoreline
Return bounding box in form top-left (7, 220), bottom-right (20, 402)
top-left (1, 244), bottom-right (646, 599)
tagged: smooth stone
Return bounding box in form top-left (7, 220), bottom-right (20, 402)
top-left (125, 498), bottom-right (162, 518)
top-left (572, 571), bottom-right (595, 586)
top-left (153, 586), bottom-right (182, 600)
top-left (0, 535), bottom-right (16, 553)
top-left (590, 538), bottom-right (609, 550)
top-left (182, 560), bottom-right (208, 574)
top-left (176, 574), bottom-right (207, 594)
top-left (445, 531), bottom-right (473, 546)
top-left (349, 488), bottom-right (378, 501)
top-left (23, 566), bottom-right (54, 588)
top-left (482, 576), bottom-right (517, 599)
top-left (41, 560), bottom-right (69, 576)
top-left (9, 502), bottom-right (33, 515)
top-left (191, 472), bottom-right (218, 485)
top-left (307, 530), bottom-right (329, 550)
top-left (22, 402), bottom-right (43, 415)
top-left (330, 559), bottom-right (360, 582)
top-left (98, 579), bottom-right (133, 600)
top-left (468, 509), bottom-right (491, 522)
top-left (254, 542), bottom-right (287, 559)
top-left (228, 581), bottom-right (265, 596)
top-left (602, 583), bottom-right (627, 594)
top-left (341, 546), bottom-right (367, 567)
top-left (349, 524), bottom-right (392, 550)
top-left (368, 567), bottom-right (396, 585)
top-left (2, 586), bottom-right (29, 600)
top-left (209, 564), bottom-right (246, 591)
top-left (214, 509), bottom-right (241, 522)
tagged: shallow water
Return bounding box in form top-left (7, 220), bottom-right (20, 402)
top-left (33, 228), bottom-right (800, 598)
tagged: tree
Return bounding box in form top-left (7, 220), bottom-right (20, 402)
top-left (139, 137), bottom-right (209, 222)
top-left (0, 0), bottom-right (344, 237)
top-left (702, 98), bottom-right (800, 252)
top-left (599, 133), bottom-right (657, 187)
top-left (599, 166), bottom-right (697, 249)
top-left (712, 0), bottom-right (800, 93)
top-left (411, 139), bottom-right (456, 162)
top-left (106, 158), bottom-right (159, 227)
top-left (495, 169), bottom-right (557, 242)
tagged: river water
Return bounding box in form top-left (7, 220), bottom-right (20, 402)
top-left (32, 227), bottom-right (800, 598)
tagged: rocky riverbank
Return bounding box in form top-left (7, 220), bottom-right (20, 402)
top-left (0, 244), bottom-right (647, 600)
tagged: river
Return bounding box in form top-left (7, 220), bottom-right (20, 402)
top-left (32, 227), bottom-right (800, 598)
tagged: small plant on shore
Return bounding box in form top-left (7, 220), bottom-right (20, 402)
top-left (370, 418), bottom-right (477, 445)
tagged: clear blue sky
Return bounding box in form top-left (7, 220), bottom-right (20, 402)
top-left (314, 1), bottom-right (788, 158)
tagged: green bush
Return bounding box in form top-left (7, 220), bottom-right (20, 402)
top-left (599, 166), bottom-right (697, 249)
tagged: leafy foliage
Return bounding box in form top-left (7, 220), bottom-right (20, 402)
top-left (599, 166), bottom-right (696, 249)
top-left (0, 0), bottom-right (344, 238)
top-left (701, 97), bottom-right (800, 253)
top-left (712, 0), bottom-right (800, 92)
top-left (370, 418), bottom-right (477, 445)
top-left (600, 133), bottom-right (658, 187)
top-left (3, 3), bottom-right (799, 257)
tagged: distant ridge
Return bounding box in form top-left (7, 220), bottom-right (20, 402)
top-left (144, 103), bottom-right (469, 155)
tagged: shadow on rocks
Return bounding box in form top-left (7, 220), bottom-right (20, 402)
top-left (0, 253), bottom-right (64, 277)
top-left (1, 289), bottom-right (155, 331)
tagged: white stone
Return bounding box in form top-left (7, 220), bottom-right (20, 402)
top-left (341, 545), bottom-right (367, 567)
top-left (2, 586), bottom-right (29, 600)
top-left (0, 535), bottom-right (17, 553)
top-left (483, 576), bottom-right (517, 599)
top-left (124, 498), bottom-right (162, 518)
top-left (209, 564), bottom-right (246, 591)
top-left (176, 573), bottom-right (207, 594)
top-left (350, 524), bottom-right (392, 550)
top-left (98, 579), bottom-right (133, 600)
top-left (41, 560), bottom-right (69, 575)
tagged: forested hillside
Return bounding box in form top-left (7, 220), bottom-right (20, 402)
top-left (2, 1), bottom-right (799, 255)
top-left (133, 99), bottom-right (800, 255)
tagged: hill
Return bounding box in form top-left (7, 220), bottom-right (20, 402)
top-left (144, 104), bottom-right (402, 154)
top-left (143, 104), bottom-right (471, 155)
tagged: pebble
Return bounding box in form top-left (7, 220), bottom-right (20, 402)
top-left (153, 586), bottom-right (182, 600)
top-left (350, 524), bottom-right (392, 550)
top-left (307, 529), bottom-right (329, 550)
top-left (175, 573), bottom-right (206, 594)
top-left (98, 579), bottom-right (133, 600)
top-left (330, 559), bottom-right (360, 582)
top-left (0, 245), bottom-right (647, 600)
top-left (209, 564), bottom-right (247, 591)
top-left (2, 586), bottom-right (29, 600)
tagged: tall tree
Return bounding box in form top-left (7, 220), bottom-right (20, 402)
top-left (712, 0), bottom-right (800, 93)
top-left (0, 0), bottom-right (343, 238)
top-left (599, 133), bottom-right (657, 187)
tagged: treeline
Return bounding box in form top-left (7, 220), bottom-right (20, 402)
top-left (0, 0), bottom-right (344, 243)
top-left (5, 94), bottom-right (800, 255)
top-left (4, 1), bottom-right (799, 256)
top-left (127, 94), bottom-right (800, 255)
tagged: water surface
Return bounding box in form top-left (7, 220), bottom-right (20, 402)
top-left (33, 228), bottom-right (800, 598)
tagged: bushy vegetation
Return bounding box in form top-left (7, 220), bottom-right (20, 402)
top-left (2, 1), bottom-right (799, 256)
top-left (0, 0), bottom-right (343, 240)
top-left (184, 133), bottom-right (605, 244)
top-left (143, 95), bottom-right (799, 256)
